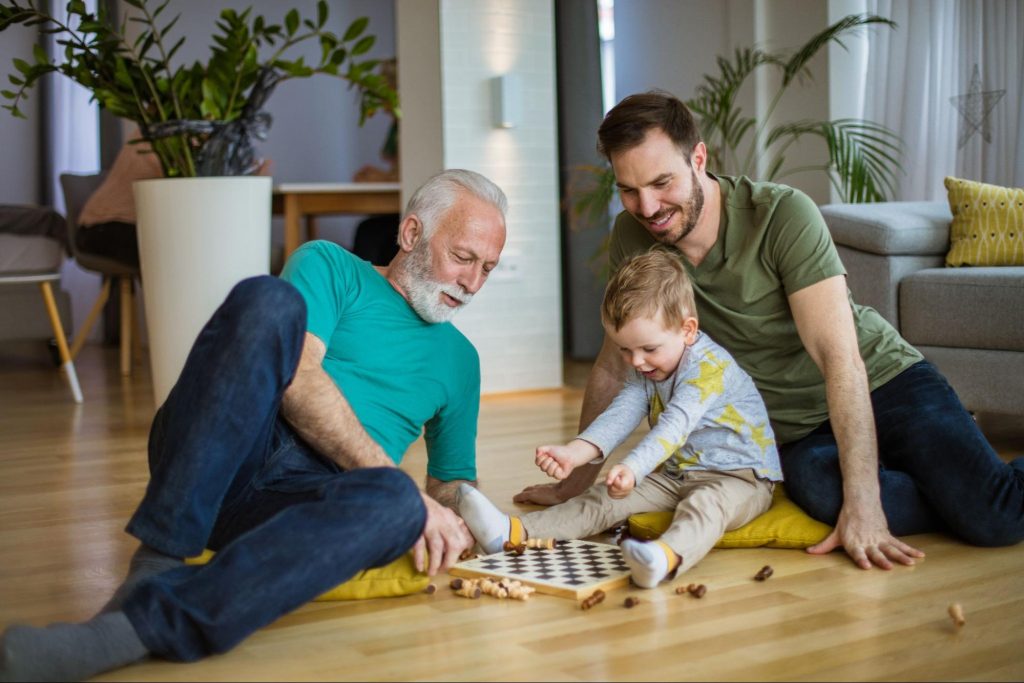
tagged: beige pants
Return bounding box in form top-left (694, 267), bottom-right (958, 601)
top-left (522, 468), bottom-right (774, 574)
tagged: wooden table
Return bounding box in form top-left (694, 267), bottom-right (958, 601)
top-left (272, 182), bottom-right (401, 259)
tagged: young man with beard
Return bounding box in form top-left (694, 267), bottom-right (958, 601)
top-left (0, 169), bottom-right (507, 681)
top-left (516, 90), bottom-right (1024, 569)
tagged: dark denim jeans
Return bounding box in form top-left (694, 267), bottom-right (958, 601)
top-left (121, 277), bottom-right (426, 661)
top-left (781, 360), bottom-right (1024, 546)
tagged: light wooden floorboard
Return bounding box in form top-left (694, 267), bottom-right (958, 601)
top-left (1, 342), bottom-right (1022, 681)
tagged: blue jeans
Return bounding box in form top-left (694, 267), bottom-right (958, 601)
top-left (121, 277), bottom-right (427, 662)
top-left (781, 360), bottom-right (1024, 546)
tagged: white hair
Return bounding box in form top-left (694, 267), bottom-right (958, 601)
top-left (402, 169), bottom-right (508, 239)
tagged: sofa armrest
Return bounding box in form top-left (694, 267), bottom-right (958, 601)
top-left (820, 201), bottom-right (952, 256)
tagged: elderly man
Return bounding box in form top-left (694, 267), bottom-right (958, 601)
top-left (0, 169), bottom-right (507, 682)
top-left (516, 91), bottom-right (1024, 569)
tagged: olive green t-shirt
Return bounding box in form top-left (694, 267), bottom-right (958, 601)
top-left (609, 174), bottom-right (922, 444)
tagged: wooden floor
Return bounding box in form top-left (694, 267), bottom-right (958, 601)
top-left (1, 342), bottom-right (1023, 682)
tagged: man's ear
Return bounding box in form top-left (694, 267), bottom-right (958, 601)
top-left (397, 214), bottom-right (422, 252)
top-left (682, 316), bottom-right (700, 345)
top-left (690, 141), bottom-right (708, 175)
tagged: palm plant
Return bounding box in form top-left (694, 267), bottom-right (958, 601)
top-left (689, 13), bottom-right (901, 203)
top-left (575, 13), bottom-right (903, 230)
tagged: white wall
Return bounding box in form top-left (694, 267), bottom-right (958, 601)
top-left (398, 0), bottom-right (563, 394)
top-left (0, 20), bottom-right (40, 204)
top-left (613, 0), bottom-right (733, 104)
top-left (612, 0), bottom-right (836, 204)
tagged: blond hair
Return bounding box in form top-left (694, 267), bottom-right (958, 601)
top-left (601, 248), bottom-right (697, 332)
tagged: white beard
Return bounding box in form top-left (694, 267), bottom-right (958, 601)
top-left (398, 241), bottom-right (473, 324)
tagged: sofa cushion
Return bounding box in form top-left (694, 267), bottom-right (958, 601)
top-left (900, 267), bottom-right (1024, 351)
top-left (820, 201), bottom-right (951, 256)
top-left (944, 176), bottom-right (1024, 267)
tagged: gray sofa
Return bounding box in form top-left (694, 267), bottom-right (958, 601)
top-left (820, 201), bottom-right (1024, 417)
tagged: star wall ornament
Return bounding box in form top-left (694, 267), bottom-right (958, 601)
top-left (949, 64), bottom-right (1006, 148)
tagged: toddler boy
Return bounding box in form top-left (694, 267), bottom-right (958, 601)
top-left (459, 248), bottom-right (782, 587)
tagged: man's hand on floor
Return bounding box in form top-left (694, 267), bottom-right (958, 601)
top-left (807, 503), bottom-right (925, 569)
top-left (414, 492), bottom-right (474, 576)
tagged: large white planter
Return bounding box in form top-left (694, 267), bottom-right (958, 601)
top-left (134, 176), bottom-right (272, 407)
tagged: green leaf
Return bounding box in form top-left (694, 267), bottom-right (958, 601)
top-left (343, 17), bottom-right (369, 42)
top-left (782, 14), bottom-right (895, 87)
top-left (285, 9), bottom-right (299, 36)
top-left (351, 35), bottom-right (374, 56)
top-left (317, 0), bottom-right (328, 28)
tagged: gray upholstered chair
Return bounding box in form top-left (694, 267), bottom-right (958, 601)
top-left (60, 172), bottom-right (141, 376)
top-left (0, 202), bottom-right (82, 402)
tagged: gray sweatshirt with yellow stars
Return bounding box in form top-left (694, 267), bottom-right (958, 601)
top-left (578, 332), bottom-right (783, 483)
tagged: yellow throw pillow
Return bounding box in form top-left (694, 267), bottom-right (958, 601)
top-left (628, 485), bottom-right (831, 549)
top-left (185, 550), bottom-right (430, 600)
top-left (944, 176), bottom-right (1024, 267)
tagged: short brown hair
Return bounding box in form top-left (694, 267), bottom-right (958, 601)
top-left (601, 248), bottom-right (697, 332)
top-left (597, 90), bottom-right (702, 162)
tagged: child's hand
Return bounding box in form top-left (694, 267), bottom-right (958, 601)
top-left (605, 464), bottom-right (636, 499)
top-left (535, 440), bottom-right (599, 480)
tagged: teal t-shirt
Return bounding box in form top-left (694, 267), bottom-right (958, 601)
top-left (609, 175), bottom-right (922, 444)
top-left (280, 241), bottom-right (481, 481)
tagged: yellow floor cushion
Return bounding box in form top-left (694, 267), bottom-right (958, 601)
top-left (185, 549), bottom-right (430, 600)
top-left (628, 485), bottom-right (832, 549)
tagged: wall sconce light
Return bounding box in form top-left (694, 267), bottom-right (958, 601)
top-left (490, 73), bottom-right (521, 129)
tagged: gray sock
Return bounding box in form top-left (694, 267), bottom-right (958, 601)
top-left (99, 544), bottom-right (184, 615)
top-left (0, 611), bottom-right (149, 682)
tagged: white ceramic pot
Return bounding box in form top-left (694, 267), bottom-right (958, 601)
top-left (134, 176), bottom-right (272, 407)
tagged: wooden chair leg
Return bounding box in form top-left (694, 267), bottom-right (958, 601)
top-left (119, 276), bottom-right (132, 376)
top-left (38, 281), bottom-right (83, 403)
top-left (69, 277), bottom-right (112, 360)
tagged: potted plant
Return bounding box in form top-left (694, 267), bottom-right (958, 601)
top-left (0, 0), bottom-right (398, 405)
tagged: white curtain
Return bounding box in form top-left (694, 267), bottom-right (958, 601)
top-left (45, 0), bottom-right (100, 214)
top-left (46, 0), bottom-right (101, 341)
top-left (857, 0), bottom-right (1023, 200)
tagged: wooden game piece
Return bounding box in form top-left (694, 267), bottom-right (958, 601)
top-left (423, 583), bottom-right (437, 594)
top-left (687, 583), bottom-right (707, 598)
top-left (459, 549), bottom-right (479, 561)
top-left (580, 589), bottom-right (606, 610)
top-left (623, 596), bottom-right (640, 608)
top-left (525, 537), bottom-right (556, 550)
top-left (453, 583), bottom-right (481, 599)
top-left (754, 565), bottom-right (774, 581)
top-left (948, 603), bottom-right (966, 627)
top-left (479, 577), bottom-right (509, 599)
top-left (504, 580), bottom-right (535, 601)
top-left (674, 585), bottom-right (688, 595)
top-left (503, 541), bottom-right (527, 555)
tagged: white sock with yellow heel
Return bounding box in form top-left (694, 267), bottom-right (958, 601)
top-left (621, 538), bottom-right (680, 588)
top-left (456, 483), bottom-right (525, 554)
